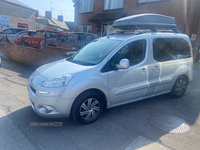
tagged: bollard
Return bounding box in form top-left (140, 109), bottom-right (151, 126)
top-left (44, 31), bottom-right (47, 46)
top-left (6, 33), bottom-right (7, 44)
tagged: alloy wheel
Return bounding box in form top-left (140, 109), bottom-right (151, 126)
top-left (175, 79), bottom-right (186, 96)
top-left (79, 98), bottom-right (100, 121)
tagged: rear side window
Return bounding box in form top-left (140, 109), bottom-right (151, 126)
top-left (153, 38), bottom-right (176, 62)
top-left (153, 38), bottom-right (191, 62)
top-left (174, 38), bottom-right (191, 59)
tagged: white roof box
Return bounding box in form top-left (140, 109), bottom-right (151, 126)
top-left (113, 14), bottom-right (177, 31)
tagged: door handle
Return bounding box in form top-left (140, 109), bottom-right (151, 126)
top-left (140, 68), bottom-right (148, 73)
top-left (152, 66), bottom-right (159, 71)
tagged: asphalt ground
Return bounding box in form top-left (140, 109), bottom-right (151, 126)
top-left (0, 56), bottom-right (200, 150)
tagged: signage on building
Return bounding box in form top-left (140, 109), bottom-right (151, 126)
top-left (0, 15), bottom-right (9, 28)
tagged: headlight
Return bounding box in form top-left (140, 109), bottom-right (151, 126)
top-left (29, 71), bottom-right (36, 80)
top-left (42, 75), bottom-right (73, 88)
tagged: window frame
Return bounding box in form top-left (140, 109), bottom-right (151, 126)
top-left (78, 26), bottom-right (92, 33)
top-left (138, 0), bottom-right (170, 4)
top-left (104, 0), bottom-right (124, 10)
top-left (101, 39), bottom-right (147, 73)
top-left (79, 0), bottom-right (93, 13)
top-left (153, 38), bottom-right (176, 62)
top-left (174, 38), bottom-right (191, 59)
top-left (152, 37), bottom-right (191, 62)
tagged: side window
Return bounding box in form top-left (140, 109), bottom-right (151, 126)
top-left (5, 30), bottom-right (12, 34)
top-left (174, 38), bottom-right (191, 59)
top-left (101, 40), bottom-right (146, 73)
top-left (153, 38), bottom-right (176, 62)
top-left (119, 39), bottom-right (146, 66)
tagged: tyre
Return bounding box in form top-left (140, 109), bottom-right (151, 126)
top-left (72, 91), bottom-right (103, 124)
top-left (170, 76), bottom-right (188, 98)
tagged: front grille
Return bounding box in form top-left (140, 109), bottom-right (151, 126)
top-left (30, 85), bottom-right (36, 94)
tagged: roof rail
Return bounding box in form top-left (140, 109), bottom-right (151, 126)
top-left (107, 31), bottom-right (124, 38)
top-left (107, 28), bottom-right (181, 37)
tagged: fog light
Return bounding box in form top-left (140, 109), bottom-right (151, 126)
top-left (38, 105), bottom-right (53, 114)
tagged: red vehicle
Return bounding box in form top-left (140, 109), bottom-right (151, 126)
top-left (15, 30), bottom-right (65, 48)
top-left (18, 22), bottom-right (28, 29)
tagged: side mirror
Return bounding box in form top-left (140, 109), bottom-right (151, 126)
top-left (116, 59), bottom-right (130, 69)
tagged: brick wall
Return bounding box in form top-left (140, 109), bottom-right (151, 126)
top-left (74, 0), bottom-right (189, 35)
top-left (74, 0), bottom-right (104, 36)
top-left (189, 0), bottom-right (200, 46)
top-left (0, 1), bottom-right (36, 31)
top-left (0, 43), bottom-right (72, 66)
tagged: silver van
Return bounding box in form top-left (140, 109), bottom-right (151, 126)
top-left (28, 14), bottom-right (193, 124)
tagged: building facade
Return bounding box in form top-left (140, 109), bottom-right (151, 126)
top-left (73, 0), bottom-right (200, 47)
top-left (35, 11), bottom-right (69, 32)
top-left (0, 0), bottom-right (36, 32)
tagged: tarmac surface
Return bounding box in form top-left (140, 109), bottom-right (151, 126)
top-left (0, 56), bottom-right (200, 150)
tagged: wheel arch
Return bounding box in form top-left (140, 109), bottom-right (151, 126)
top-left (176, 74), bottom-right (189, 84)
top-left (70, 88), bottom-right (108, 116)
top-left (171, 74), bottom-right (189, 91)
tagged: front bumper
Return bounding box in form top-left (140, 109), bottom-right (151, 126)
top-left (28, 84), bottom-right (74, 118)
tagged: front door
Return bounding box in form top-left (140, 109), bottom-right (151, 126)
top-left (107, 39), bottom-right (149, 105)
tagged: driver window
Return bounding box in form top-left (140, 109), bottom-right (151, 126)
top-left (101, 39), bottom-right (146, 73)
top-left (111, 39), bottom-right (146, 67)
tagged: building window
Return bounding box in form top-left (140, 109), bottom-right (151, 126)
top-left (104, 0), bottom-right (124, 10)
top-left (79, 0), bottom-right (93, 13)
top-left (138, 0), bottom-right (168, 3)
top-left (79, 26), bottom-right (92, 33)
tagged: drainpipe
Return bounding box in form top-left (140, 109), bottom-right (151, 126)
top-left (184, 0), bottom-right (192, 34)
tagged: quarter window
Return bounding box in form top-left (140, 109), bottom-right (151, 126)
top-left (104, 0), bottom-right (123, 10)
top-left (153, 38), bottom-right (176, 62)
top-left (174, 38), bottom-right (191, 59)
top-left (79, 0), bottom-right (93, 13)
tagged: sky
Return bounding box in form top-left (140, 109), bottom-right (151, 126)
top-left (17, 0), bottom-right (74, 22)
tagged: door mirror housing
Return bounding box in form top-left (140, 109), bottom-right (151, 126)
top-left (116, 59), bottom-right (130, 69)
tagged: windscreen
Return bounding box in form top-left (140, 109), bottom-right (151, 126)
top-left (70, 38), bottom-right (122, 65)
